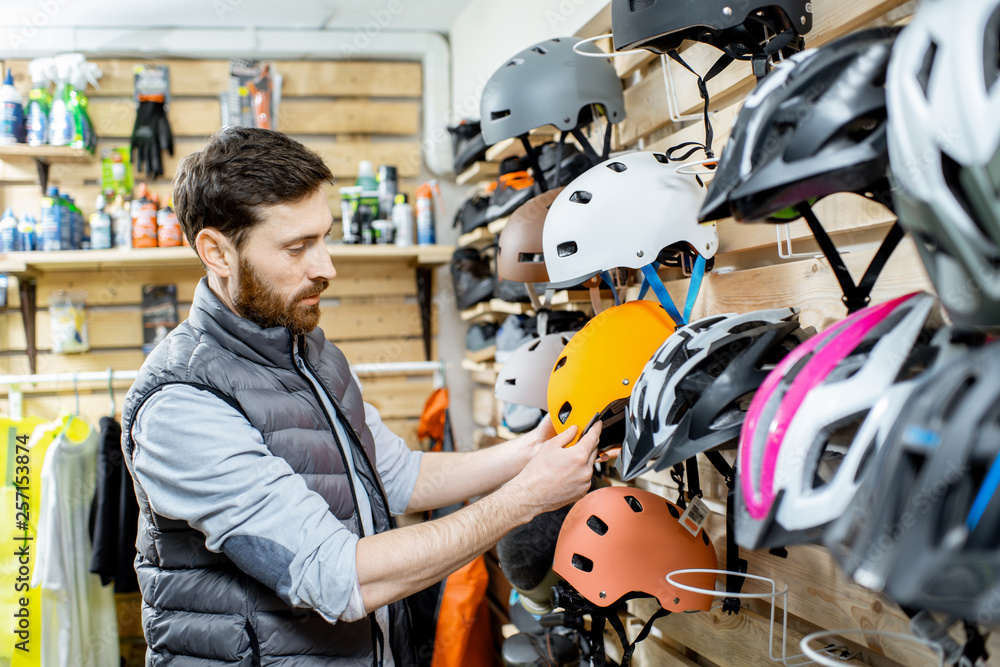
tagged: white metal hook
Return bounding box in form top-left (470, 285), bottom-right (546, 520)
top-left (800, 629), bottom-right (945, 667)
top-left (571, 33), bottom-right (648, 58)
top-left (776, 223), bottom-right (825, 260)
top-left (660, 54), bottom-right (712, 124)
top-left (674, 157), bottom-right (719, 178)
top-left (666, 569), bottom-right (843, 666)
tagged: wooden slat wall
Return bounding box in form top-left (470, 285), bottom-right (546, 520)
top-left (568, 0), bottom-right (996, 664)
top-left (0, 57), bottom-right (435, 444)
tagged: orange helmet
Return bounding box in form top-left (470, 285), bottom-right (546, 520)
top-left (497, 187), bottom-right (564, 284)
top-left (553, 486), bottom-right (718, 612)
top-left (547, 300), bottom-right (676, 448)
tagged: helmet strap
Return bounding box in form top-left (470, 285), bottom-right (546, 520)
top-left (519, 135), bottom-right (550, 193)
top-left (665, 50), bottom-right (716, 161)
top-left (705, 450), bottom-right (750, 615)
top-left (640, 264), bottom-right (686, 326)
top-left (600, 270), bottom-right (623, 306)
top-left (796, 203), bottom-right (905, 314)
top-left (570, 126), bottom-right (603, 165)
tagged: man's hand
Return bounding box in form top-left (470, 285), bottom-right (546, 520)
top-left (504, 421), bottom-right (602, 523)
top-left (524, 414), bottom-right (557, 456)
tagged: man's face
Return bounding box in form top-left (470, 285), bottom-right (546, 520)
top-left (231, 188), bottom-right (337, 335)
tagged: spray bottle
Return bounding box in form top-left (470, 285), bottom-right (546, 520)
top-left (26, 57), bottom-right (52, 146)
top-left (48, 56), bottom-right (74, 146)
top-left (69, 56), bottom-right (101, 152)
top-left (414, 181), bottom-right (441, 246)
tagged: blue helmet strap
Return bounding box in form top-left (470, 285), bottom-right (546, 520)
top-left (685, 254), bottom-right (707, 323)
top-left (640, 264), bottom-right (685, 326)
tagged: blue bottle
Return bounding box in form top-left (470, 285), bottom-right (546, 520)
top-left (40, 186), bottom-right (61, 251)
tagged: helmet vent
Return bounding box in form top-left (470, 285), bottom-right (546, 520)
top-left (569, 191), bottom-right (593, 204)
top-left (916, 41), bottom-right (938, 100)
top-left (528, 340), bottom-right (541, 352)
top-left (555, 356), bottom-right (568, 371)
top-left (505, 59), bottom-right (524, 68)
top-left (702, 531), bottom-right (710, 546)
top-left (653, 153), bottom-right (669, 164)
top-left (518, 251), bottom-right (543, 264)
top-left (504, 378), bottom-right (516, 387)
top-left (666, 502), bottom-right (680, 519)
top-left (624, 495), bottom-right (643, 513)
top-left (629, 0), bottom-right (655, 11)
top-left (531, 46), bottom-right (548, 55)
top-left (557, 241), bottom-right (579, 258)
top-left (571, 554), bottom-right (594, 572)
top-left (586, 515), bottom-right (609, 536)
top-left (606, 162), bottom-right (628, 173)
top-left (984, 5), bottom-right (1000, 91)
top-left (558, 401), bottom-right (572, 424)
top-left (491, 109), bottom-right (512, 121)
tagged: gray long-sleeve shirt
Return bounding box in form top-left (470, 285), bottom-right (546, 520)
top-left (129, 371), bottom-right (423, 636)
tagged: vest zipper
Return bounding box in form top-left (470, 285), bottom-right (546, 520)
top-left (290, 338), bottom-right (392, 666)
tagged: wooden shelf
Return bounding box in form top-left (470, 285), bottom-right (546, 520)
top-left (456, 161), bottom-right (499, 186)
top-left (0, 144), bottom-right (96, 164)
top-left (484, 130), bottom-right (556, 162)
top-left (0, 244), bottom-right (455, 277)
top-left (464, 344), bottom-right (496, 364)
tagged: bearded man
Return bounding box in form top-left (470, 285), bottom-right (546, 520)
top-left (120, 127), bottom-right (599, 665)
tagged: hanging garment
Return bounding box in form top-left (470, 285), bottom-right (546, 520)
top-left (0, 415), bottom-right (45, 667)
top-left (88, 417), bottom-right (139, 593)
top-left (32, 416), bottom-right (118, 667)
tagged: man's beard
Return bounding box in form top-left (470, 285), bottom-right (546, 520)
top-left (233, 255), bottom-right (329, 335)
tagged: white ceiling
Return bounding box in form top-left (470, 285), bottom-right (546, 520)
top-left (0, 0), bottom-right (470, 34)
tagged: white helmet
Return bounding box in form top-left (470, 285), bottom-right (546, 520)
top-left (735, 292), bottom-right (967, 549)
top-left (494, 331), bottom-right (575, 411)
top-left (542, 151), bottom-right (719, 289)
top-left (620, 307), bottom-right (807, 481)
top-left (887, 0), bottom-right (1000, 328)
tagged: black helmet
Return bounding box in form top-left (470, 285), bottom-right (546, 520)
top-left (699, 27), bottom-right (899, 224)
top-left (612, 0), bottom-right (813, 70)
top-left (825, 338), bottom-right (1000, 624)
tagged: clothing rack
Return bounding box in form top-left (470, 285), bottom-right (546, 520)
top-left (0, 360), bottom-right (447, 420)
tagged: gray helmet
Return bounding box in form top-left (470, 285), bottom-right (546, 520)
top-left (495, 331), bottom-right (575, 411)
top-left (825, 338), bottom-right (999, 624)
top-left (480, 37), bottom-right (626, 146)
top-left (887, 0), bottom-right (1000, 329)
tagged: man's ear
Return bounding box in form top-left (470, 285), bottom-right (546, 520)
top-left (196, 228), bottom-right (237, 279)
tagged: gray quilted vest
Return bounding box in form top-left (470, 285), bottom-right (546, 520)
top-left (121, 278), bottom-right (415, 666)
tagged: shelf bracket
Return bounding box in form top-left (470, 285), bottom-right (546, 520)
top-left (416, 266), bottom-right (433, 361)
top-left (34, 158), bottom-right (50, 195)
top-left (18, 279), bottom-right (38, 374)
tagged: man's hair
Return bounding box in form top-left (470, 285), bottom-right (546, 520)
top-left (173, 127), bottom-right (334, 250)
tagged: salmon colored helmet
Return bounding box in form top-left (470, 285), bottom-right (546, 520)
top-left (553, 486), bottom-right (718, 611)
top-left (547, 300), bottom-right (676, 448)
top-left (497, 187), bottom-right (564, 284)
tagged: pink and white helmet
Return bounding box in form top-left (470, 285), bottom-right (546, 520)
top-left (735, 292), bottom-right (965, 549)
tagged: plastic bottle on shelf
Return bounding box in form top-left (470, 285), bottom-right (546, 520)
top-left (378, 165), bottom-right (398, 220)
top-left (48, 56), bottom-right (74, 146)
top-left (391, 193), bottom-right (414, 247)
top-left (157, 198), bottom-right (182, 247)
top-left (132, 185), bottom-right (158, 248)
top-left (0, 207), bottom-right (19, 251)
top-left (0, 69), bottom-right (26, 145)
top-left (26, 57), bottom-right (52, 146)
top-left (356, 160), bottom-right (378, 191)
top-left (40, 187), bottom-right (61, 252)
top-left (90, 193), bottom-right (112, 250)
top-left (66, 195), bottom-right (84, 249)
top-left (18, 215), bottom-right (36, 251)
top-left (415, 182), bottom-right (439, 246)
top-left (111, 194), bottom-right (132, 249)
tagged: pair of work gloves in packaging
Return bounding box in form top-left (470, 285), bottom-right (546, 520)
top-left (131, 100), bottom-right (174, 180)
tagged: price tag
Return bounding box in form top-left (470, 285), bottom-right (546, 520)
top-left (679, 495), bottom-right (709, 537)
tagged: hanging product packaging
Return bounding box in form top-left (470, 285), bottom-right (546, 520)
top-left (49, 290), bottom-right (89, 354)
top-left (223, 59), bottom-right (282, 129)
top-left (101, 147), bottom-right (133, 198)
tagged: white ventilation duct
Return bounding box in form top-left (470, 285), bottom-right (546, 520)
top-left (0, 27), bottom-right (453, 176)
